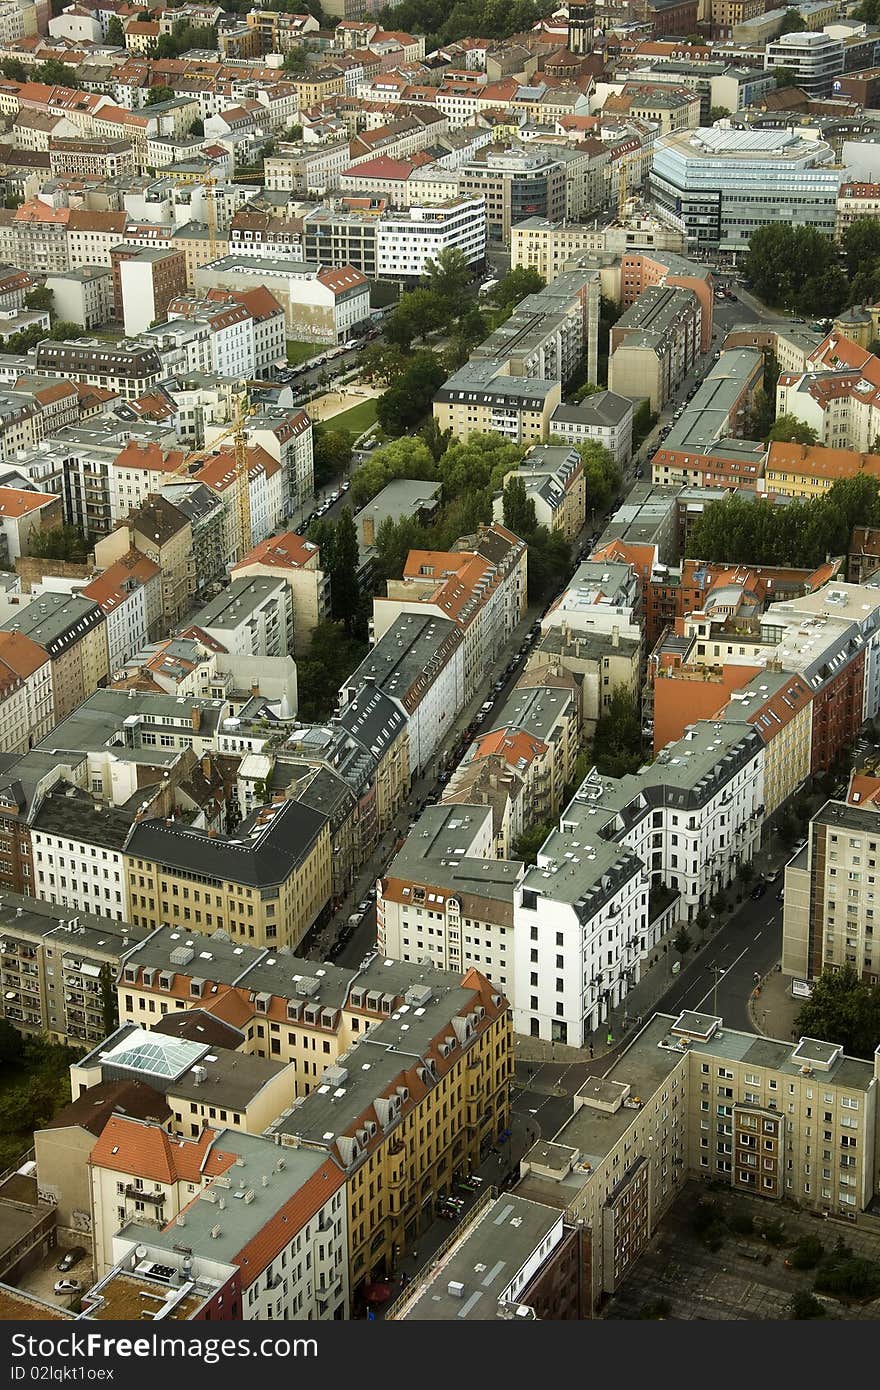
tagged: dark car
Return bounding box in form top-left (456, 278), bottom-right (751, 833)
top-left (750, 881), bottom-right (767, 900)
top-left (56, 1247), bottom-right (86, 1273)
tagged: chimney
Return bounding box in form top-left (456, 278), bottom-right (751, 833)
top-left (191, 706), bottom-right (201, 731)
top-left (612, 624), bottom-right (620, 648)
top-left (201, 754), bottom-right (211, 779)
top-left (363, 516), bottom-right (374, 546)
top-left (207, 827), bottom-right (218, 838)
top-left (251, 683), bottom-right (259, 698)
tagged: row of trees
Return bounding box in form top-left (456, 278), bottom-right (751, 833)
top-left (688, 472), bottom-right (880, 568)
top-left (378, 256), bottom-right (544, 364)
top-left (0, 56), bottom-right (81, 87)
top-left (377, 0), bottom-right (545, 49)
top-left (745, 217), bottom-right (880, 319)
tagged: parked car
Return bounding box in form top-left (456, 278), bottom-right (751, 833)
top-left (750, 881), bottom-right (767, 900)
top-left (357, 899), bottom-right (370, 913)
top-left (480, 700), bottom-right (494, 714)
top-left (54, 1280), bottom-right (82, 1296)
top-left (56, 1247), bottom-right (86, 1273)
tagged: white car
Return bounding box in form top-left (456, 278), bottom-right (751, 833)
top-left (54, 1280), bottom-right (82, 1296)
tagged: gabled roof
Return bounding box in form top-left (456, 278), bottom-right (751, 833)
top-left (90, 1115), bottom-right (235, 1184)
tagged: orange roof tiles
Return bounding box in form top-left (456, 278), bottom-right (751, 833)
top-left (113, 440), bottom-right (187, 473)
top-left (766, 441), bottom-right (880, 481)
top-left (90, 1116), bottom-right (236, 1185)
top-left (0, 629), bottom-right (49, 678)
top-left (232, 531), bottom-right (320, 571)
top-left (0, 486), bottom-right (57, 518)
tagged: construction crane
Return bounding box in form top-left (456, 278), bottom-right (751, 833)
top-left (203, 173), bottom-right (218, 259)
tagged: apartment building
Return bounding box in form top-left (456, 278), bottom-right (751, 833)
top-left (66, 209), bottom-right (129, 270)
top-left (608, 284), bottom-right (701, 412)
top-left (125, 797), bottom-right (332, 950)
top-left (91, 1127), bottom-right (349, 1319)
top-left (510, 217), bottom-right (606, 282)
top-left (836, 181), bottom-right (880, 241)
top-left (33, 339), bottom-right (162, 400)
top-left (339, 614), bottom-right (464, 776)
top-left (81, 550), bottom-right (162, 673)
top-left (0, 629), bottom-right (53, 753)
top-left (514, 717), bottom-right (763, 1044)
top-left (267, 963), bottom-right (511, 1297)
top-left (335, 682), bottom-right (409, 833)
top-left (1, 589), bottom-right (107, 720)
top-left (194, 255), bottom-right (370, 342)
top-left (231, 531), bottom-right (329, 656)
top-left (783, 788), bottom-right (880, 982)
top-left (390, 1191), bottom-right (589, 1320)
top-left (95, 494), bottom-right (194, 627)
top-left (764, 30), bottom-right (844, 98)
top-left (49, 137), bottom-right (135, 179)
top-left (459, 144), bottom-right (566, 244)
top-left (550, 392), bottom-right (634, 468)
top-left (764, 441), bottom-right (880, 500)
top-left (0, 891), bottom-right (145, 1046)
top-left (187, 576), bottom-right (294, 660)
top-left (494, 443), bottom-right (585, 541)
top-left (517, 1010), bottom-right (878, 1310)
top-left (433, 358), bottom-right (562, 446)
top-left (372, 522), bottom-right (527, 708)
top-left (378, 803), bottom-right (521, 999)
top-left (471, 268), bottom-right (601, 388)
top-left (375, 198), bottom-right (487, 281)
top-left (113, 246), bottom-right (188, 338)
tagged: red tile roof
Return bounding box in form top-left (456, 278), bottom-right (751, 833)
top-left (90, 1116), bottom-right (236, 1184)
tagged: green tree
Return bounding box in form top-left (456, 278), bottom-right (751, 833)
top-left (313, 426), bottom-right (352, 489)
top-left (328, 506), bottom-right (360, 634)
top-left (145, 85), bottom-right (176, 105)
top-left (525, 526), bottom-right (570, 602)
top-left (592, 685), bottom-right (643, 778)
top-left (27, 525), bottom-right (89, 561)
top-left (512, 821), bottom-right (553, 864)
top-left (384, 288), bottom-right (445, 349)
top-left (189, 116), bottom-right (204, 136)
top-left (502, 473), bottom-right (536, 537)
top-left (373, 514), bottom-right (428, 583)
top-left (34, 59), bottom-right (80, 87)
top-left (425, 245), bottom-right (472, 317)
top-left (767, 413), bottom-right (818, 445)
top-left (568, 437), bottom-right (621, 516)
top-left (282, 46), bottom-right (309, 72)
top-left (774, 65), bottom-right (797, 87)
top-left (295, 620), bottom-right (368, 722)
top-left (0, 58), bottom-right (27, 81)
top-left (746, 224), bottom-right (840, 311)
top-left (438, 432), bottom-right (524, 501)
top-left (348, 435), bottom-right (437, 508)
top-left (795, 966), bottom-right (880, 1059)
top-left (707, 105), bottom-right (731, 121)
top-left (375, 351), bottom-right (446, 436)
top-left (673, 926), bottom-right (692, 955)
top-left (491, 266), bottom-right (544, 314)
top-left (419, 415), bottom-right (452, 462)
top-left (287, 123), bottom-right (304, 141)
top-left (779, 6), bottom-right (807, 31)
top-left (106, 14), bottom-right (125, 44)
top-left (791, 1291), bottom-right (826, 1319)
top-left (0, 1017), bottom-right (23, 1067)
top-left (24, 286), bottom-right (53, 312)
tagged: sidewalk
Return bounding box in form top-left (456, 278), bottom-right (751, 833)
top-left (749, 964), bottom-right (801, 1041)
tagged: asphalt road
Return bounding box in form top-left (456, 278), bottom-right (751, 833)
top-left (509, 887), bottom-right (785, 1142)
